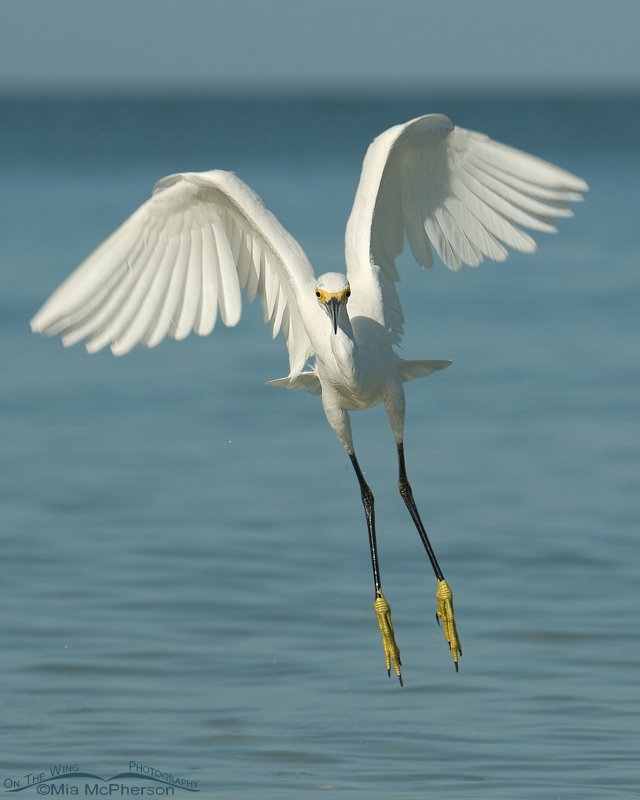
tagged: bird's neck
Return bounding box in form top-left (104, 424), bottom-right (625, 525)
top-left (329, 312), bottom-right (358, 382)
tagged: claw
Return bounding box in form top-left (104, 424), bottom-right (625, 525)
top-left (374, 590), bottom-right (403, 686)
top-left (436, 579), bottom-right (461, 670)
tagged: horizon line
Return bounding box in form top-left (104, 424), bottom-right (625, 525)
top-left (0, 80), bottom-right (639, 103)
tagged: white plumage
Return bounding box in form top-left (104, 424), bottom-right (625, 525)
top-left (31, 114), bottom-right (587, 683)
top-left (32, 170), bottom-right (315, 373)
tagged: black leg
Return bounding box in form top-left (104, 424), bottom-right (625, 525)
top-left (349, 453), bottom-right (380, 594)
top-left (396, 442), bottom-right (462, 670)
top-left (349, 452), bottom-right (402, 685)
top-left (397, 443), bottom-right (444, 581)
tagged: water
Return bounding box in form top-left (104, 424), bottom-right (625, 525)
top-left (1, 95), bottom-right (639, 798)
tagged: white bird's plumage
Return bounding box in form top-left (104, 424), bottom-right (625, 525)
top-left (345, 114), bottom-right (588, 343)
top-left (30, 113), bottom-right (588, 680)
top-left (31, 114), bottom-right (587, 382)
top-left (31, 170), bottom-right (315, 376)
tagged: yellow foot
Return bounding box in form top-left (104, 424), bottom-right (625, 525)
top-left (436, 579), bottom-right (462, 670)
top-left (374, 590), bottom-right (403, 686)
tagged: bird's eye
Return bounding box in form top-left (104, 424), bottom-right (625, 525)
top-left (345, 289), bottom-right (351, 298)
top-left (316, 290), bottom-right (322, 298)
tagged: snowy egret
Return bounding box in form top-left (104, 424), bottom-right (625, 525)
top-left (31, 114), bottom-right (587, 684)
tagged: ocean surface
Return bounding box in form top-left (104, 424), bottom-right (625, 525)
top-left (1, 94), bottom-right (639, 798)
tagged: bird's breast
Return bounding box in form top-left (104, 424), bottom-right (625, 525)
top-left (316, 322), bottom-right (397, 411)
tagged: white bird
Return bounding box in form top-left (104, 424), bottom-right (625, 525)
top-left (31, 114), bottom-right (587, 684)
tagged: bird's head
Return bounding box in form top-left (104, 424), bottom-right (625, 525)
top-left (315, 273), bottom-right (351, 334)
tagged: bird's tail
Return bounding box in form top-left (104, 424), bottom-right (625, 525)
top-left (397, 360), bottom-right (452, 383)
top-left (267, 371), bottom-right (322, 395)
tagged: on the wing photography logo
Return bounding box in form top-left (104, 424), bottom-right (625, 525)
top-left (3, 763), bottom-right (200, 795)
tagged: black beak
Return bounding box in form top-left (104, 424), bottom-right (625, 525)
top-left (328, 296), bottom-right (340, 334)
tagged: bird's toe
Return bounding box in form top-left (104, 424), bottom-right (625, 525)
top-left (374, 590), bottom-right (403, 686)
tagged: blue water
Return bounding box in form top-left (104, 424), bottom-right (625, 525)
top-left (1, 95), bottom-right (639, 798)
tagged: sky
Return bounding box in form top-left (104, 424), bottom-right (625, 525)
top-left (1, 0), bottom-right (639, 95)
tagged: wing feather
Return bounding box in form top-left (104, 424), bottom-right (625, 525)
top-left (173, 226), bottom-right (204, 340)
top-left (197, 219), bottom-right (219, 336)
top-left (211, 213), bottom-right (241, 327)
top-left (461, 158), bottom-right (574, 218)
top-left (58, 229), bottom-right (152, 346)
top-left (86, 227), bottom-right (170, 354)
top-left (345, 114), bottom-right (587, 343)
top-left (31, 171), bottom-right (315, 375)
top-left (245, 238), bottom-right (261, 303)
top-left (144, 227), bottom-right (192, 348)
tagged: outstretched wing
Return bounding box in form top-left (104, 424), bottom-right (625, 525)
top-left (31, 170), bottom-right (315, 376)
top-left (345, 114), bottom-right (589, 343)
